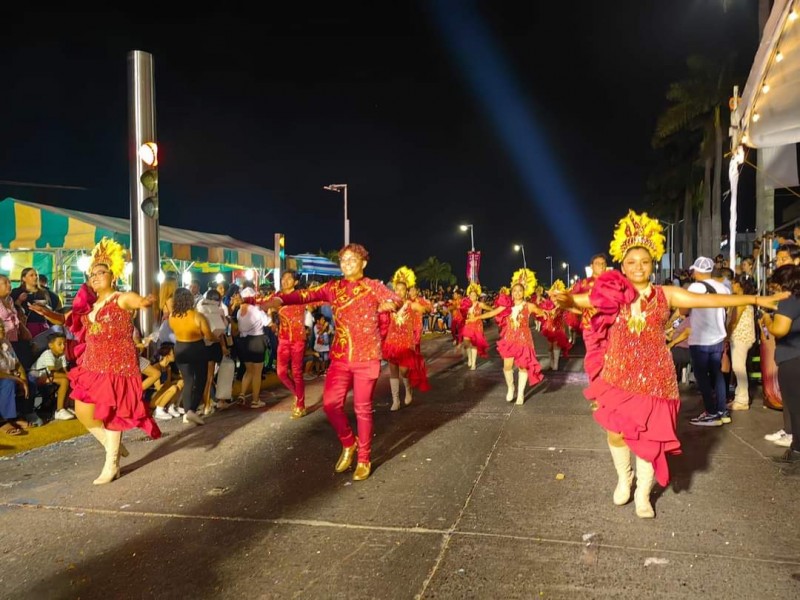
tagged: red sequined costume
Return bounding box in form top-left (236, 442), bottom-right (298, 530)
top-left (411, 296), bottom-right (432, 352)
top-left (278, 278), bottom-right (400, 464)
top-left (381, 301), bottom-right (429, 391)
top-left (449, 297), bottom-right (466, 343)
top-left (495, 304), bottom-right (543, 383)
top-left (67, 294), bottom-right (161, 438)
top-left (537, 296), bottom-right (572, 356)
top-left (565, 277), bottom-right (594, 332)
top-left (275, 302), bottom-right (312, 410)
top-left (460, 300), bottom-right (489, 357)
top-left (493, 292), bottom-right (512, 338)
top-left (583, 270), bottom-right (681, 486)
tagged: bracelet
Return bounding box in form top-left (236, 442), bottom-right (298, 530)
top-left (753, 295), bottom-right (759, 307)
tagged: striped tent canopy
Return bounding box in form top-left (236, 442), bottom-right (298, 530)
top-left (292, 253), bottom-right (342, 277)
top-left (0, 197), bottom-right (294, 271)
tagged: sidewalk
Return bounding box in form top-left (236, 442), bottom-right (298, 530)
top-left (1, 332), bottom-right (798, 599)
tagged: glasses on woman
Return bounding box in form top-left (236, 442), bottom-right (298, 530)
top-left (89, 270), bottom-right (111, 279)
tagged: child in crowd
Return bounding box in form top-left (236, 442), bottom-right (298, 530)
top-left (313, 314), bottom-right (332, 373)
top-left (29, 331), bottom-right (74, 420)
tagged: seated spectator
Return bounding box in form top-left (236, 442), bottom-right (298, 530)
top-left (29, 331), bottom-right (74, 420)
top-left (147, 344), bottom-right (184, 420)
top-left (666, 311), bottom-right (691, 385)
top-left (0, 320), bottom-right (31, 435)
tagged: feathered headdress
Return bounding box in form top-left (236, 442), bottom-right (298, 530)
top-left (510, 268), bottom-right (537, 298)
top-left (550, 279), bottom-right (566, 293)
top-left (609, 210), bottom-right (665, 263)
top-left (90, 237), bottom-right (127, 279)
top-left (466, 282), bottom-right (482, 297)
top-left (392, 266), bottom-right (416, 289)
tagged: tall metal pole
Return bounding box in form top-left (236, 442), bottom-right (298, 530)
top-left (344, 184), bottom-right (350, 246)
top-left (521, 245), bottom-right (526, 269)
top-left (128, 50), bottom-right (160, 338)
top-left (546, 256), bottom-right (553, 287)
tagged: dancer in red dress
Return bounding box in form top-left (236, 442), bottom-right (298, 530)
top-left (470, 269), bottom-right (546, 405)
top-left (407, 284), bottom-right (432, 353)
top-left (553, 210), bottom-right (787, 518)
top-left (66, 238), bottom-right (161, 485)
top-left (564, 253), bottom-right (607, 346)
top-left (264, 244), bottom-right (400, 481)
top-left (271, 270), bottom-right (318, 419)
top-left (537, 279), bottom-right (572, 370)
top-left (460, 282), bottom-right (492, 370)
top-left (382, 267), bottom-right (430, 411)
top-left (448, 289), bottom-right (466, 349)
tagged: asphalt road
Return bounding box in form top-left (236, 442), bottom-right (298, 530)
top-left (1, 328), bottom-right (798, 599)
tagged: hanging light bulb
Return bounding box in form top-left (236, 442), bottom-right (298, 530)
top-left (789, 10), bottom-right (797, 22)
top-left (753, 113), bottom-right (761, 122)
top-left (245, 269), bottom-right (255, 281)
top-left (776, 51), bottom-right (784, 62)
top-left (762, 83), bottom-right (770, 94)
top-left (77, 254), bottom-right (92, 273)
top-left (182, 271), bottom-right (192, 286)
top-left (214, 273), bottom-right (224, 284)
top-left (0, 253), bottom-right (14, 272)
top-left (157, 271), bottom-right (166, 284)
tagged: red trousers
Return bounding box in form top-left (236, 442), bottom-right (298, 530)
top-left (277, 340), bottom-right (307, 407)
top-left (323, 359), bottom-right (380, 463)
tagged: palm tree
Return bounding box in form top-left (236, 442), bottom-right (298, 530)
top-left (654, 54), bottom-right (739, 257)
top-left (415, 256), bottom-right (456, 291)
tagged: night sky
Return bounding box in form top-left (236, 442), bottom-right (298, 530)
top-left (2, 2), bottom-right (760, 289)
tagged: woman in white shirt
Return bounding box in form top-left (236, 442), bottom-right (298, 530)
top-left (236, 287), bottom-right (271, 408)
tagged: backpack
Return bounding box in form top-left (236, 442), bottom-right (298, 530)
top-left (690, 280), bottom-right (730, 331)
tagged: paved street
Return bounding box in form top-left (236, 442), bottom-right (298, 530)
top-left (1, 328), bottom-right (799, 599)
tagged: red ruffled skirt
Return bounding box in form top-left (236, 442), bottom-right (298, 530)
top-left (69, 367), bottom-right (161, 439)
top-left (461, 322), bottom-right (489, 357)
top-left (584, 377), bottom-right (680, 487)
top-left (564, 311), bottom-right (581, 330)
top-left (496, 339), bottom-right (543, 384)
top-left (541, 327), bottom-right (572, 355)
top-left (382, 342), bottom-right (430, 391)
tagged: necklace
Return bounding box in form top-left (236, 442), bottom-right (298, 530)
top-left (626, 285), bottom-right (653, 335)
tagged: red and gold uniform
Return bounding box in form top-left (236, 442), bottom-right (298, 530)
top-left (411, 296), bottom-right (432, 352)
top-left (274, 301), bottom-right (314, 411)
top-left (537, 296), bottom-right (572, 356)
top-left (278, 278), bottom-right (399, 464)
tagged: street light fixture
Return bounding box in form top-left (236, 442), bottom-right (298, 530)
top-left (545, 256), bottom-right (553, 287)
top-left (513, 244), bottom-right (527, 269)
top-left (323, 184), bottom-right (349, 246)
top-left (562, 261), bottom-right (570, 283)
top-left (460, 224), bottom-right (475, 251)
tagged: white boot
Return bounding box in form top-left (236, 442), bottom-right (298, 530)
top-left (390, 378), bottom-right (401, 411)
top-left (93, 430), bottom-right (121, 485)
top-left (553, 348), bottom-right (561, 371)
top-left (608, 443), bottom-right (633, 506)
top-left (402, 376), bottom-right (413, 406)
top-left (504, 370), bottom-right (515, 402)
top-left (469, 348), bottom-right (478, 370)
top-left (515, 370), bottom-right (529, 405)
top-left (87, 426), bottom-right (129, 458)
top-left (634, 456), bottom-right (656, 518)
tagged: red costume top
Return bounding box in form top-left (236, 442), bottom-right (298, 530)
top-left (67, 294), bottom-right (161, 438)
top-left (381, 301), bottom-right (429, 390)
top-left (461, 300), bottom-right (490, 357)
top-left (449, 297), bottom-right (466, 341)
top-left (496, 303), bottom-right (543, 383)
top-left (582, 271), bottom-right (681, 487)
top-left (537, 296), bottom-right (572, 355)
top-left (278, 278), bottom-right (399, 363)
top-left (276, 304), bottom-right (308, 343)
top-left (411, 297), bottom-right (432, 345)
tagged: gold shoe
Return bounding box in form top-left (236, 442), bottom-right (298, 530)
top-left (352, 462), bottom-right (371, 481)
top-left (334, 441), bottom-right (358, 473)
top-left (291, 405), bottom-right (307, 419)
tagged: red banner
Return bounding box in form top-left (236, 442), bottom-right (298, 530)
top-left (467, 251), bottom-right (481, 283)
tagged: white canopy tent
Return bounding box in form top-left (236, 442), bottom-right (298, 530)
top-left (729, 0), bottom-right (800, 267)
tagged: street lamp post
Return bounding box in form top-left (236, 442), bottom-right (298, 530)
top-left (562, 261), bottom-right (570, 283)
top-left (460, 224), bottom-right (475, 251)
top-left (323, 184), bottom-right (349, 246)
top-left (545, 256), bottom-right (553, 287)
top-left (513, 244), bottom-right (527, 269)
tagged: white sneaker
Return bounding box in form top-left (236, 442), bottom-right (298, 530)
top-left (54, 408), bottom-right (76, 421)
top-left (168, 405), bottom-right (182, 418)
top-left (765, 429), bottom-right (787, 442)
top-left (154, 407), bottom-right (173, 420)
top-left (774, 434), bottom-right (794, 448)
top-left (182, 410), bottom-right (205, 426)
